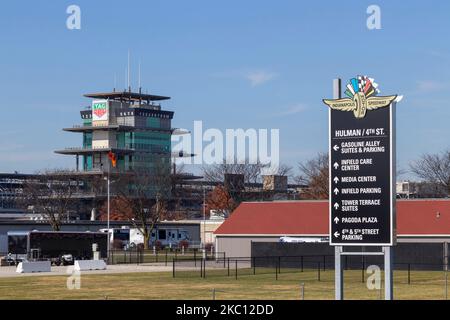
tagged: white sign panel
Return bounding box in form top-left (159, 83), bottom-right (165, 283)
top-left (92, 99), bottom-right (109, 122)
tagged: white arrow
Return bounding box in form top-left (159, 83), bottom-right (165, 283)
top-left (334, 231), bottom-right (340, 238)
top-left (334, 217), bottom-right (339, 224)
top-left (334, 202), bottom-right (340, 210)
top-left (333, 145), bottom-right (340, 151)
top-left (334, 188), bottom-right (339, 195)
top-left (333, 162), bottom-right (339, 169)
top-left (333, 176), bottom-right (339, 184)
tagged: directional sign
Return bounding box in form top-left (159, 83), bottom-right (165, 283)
top-left (325, 76), bottom-right (397, 246)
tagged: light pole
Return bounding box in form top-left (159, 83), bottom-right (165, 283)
top-left (203, 187), bottom-right (206, 249)
top-left (107, 170), bottom-right (110, 259)
top-left (103, 169), bottom-right (111, 262)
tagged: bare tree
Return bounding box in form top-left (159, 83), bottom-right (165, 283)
top-left (80, 174), bottom-right (108, 220)
top-left (410, 150), bottom-right (450, 195)
top-left (296, 152), bottom-right (329, 199)
top-left (109, 164), bottom-right (172, 249)
top-left (263, 163), bottom-right (293, 181)
top-left (202, 159), bottom-right (268, 184)
top-left (277, 164), bottom-right (293, 177)
top-left (21, 170), bottom-right (77, 231)
top-left (397, 168), bottom-right (408, 179)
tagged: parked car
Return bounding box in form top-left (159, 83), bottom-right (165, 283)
top-left (53, 254), bottom-right (74, 266)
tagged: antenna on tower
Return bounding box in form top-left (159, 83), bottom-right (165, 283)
top-left (138, 59), bottom-right (141, 91)
top-left (127, 50), bottom-right (131, 92)
top-left (124, 67), bottom-right (127, 92)
top-left (138, 59), bottom-right (142, 106)
top-left (113, 74), bottom-right (116, 92)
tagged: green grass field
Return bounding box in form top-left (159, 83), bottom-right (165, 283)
top-left (0, 268), bottom-right (448, 300)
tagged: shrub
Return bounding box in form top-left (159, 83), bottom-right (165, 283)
top-left (154, 240), bottom-right (163, 250)
top-left (179, 240), bottom-right (189, 249)
top-left (112, 239), bottom-right (124, 249)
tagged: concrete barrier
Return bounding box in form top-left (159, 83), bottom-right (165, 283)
top-left (74, 260), bottom-right (107, 271)
top-left (16, 261), bottom-right (51, 273)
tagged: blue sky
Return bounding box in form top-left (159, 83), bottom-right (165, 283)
top-left (0, 0), bottom-right (449, 178)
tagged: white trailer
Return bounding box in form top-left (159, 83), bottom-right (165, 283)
top-left (127, 227), bottom-right (191, 248)
top-left (103, 227), bottom-right (191, 249)
top-left (99, 227), bottom-right (130, 249)
top-left (279, 236), bottom-right (329, 243)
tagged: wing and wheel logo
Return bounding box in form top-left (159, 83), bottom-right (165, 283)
top-left (323, 76), bottom-right (397, 119)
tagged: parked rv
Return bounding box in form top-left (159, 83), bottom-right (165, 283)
top-left (150, 228), bottom-right (190, 247)
top-left (100, 227), bottom-right (191, 248)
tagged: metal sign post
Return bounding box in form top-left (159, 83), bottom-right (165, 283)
top-left (327, 77), bottom-right (397, 300)
top-left (332, 79), bottom-right (344, 300)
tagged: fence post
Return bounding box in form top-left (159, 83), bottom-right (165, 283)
top-left (200, 257), bottom-right (203, 278)
top-left (323, 255), bottom-right (326, 271)
top-left (276, 258), bottom-right (278, 281)
top-left (173, 258), bottom-right (175, 278)
top-left (278, 256), bottom-right (281, 274)
top-left (317, 262), bottom-right (321, 281)
top-left (165, 250), bottom-right (168, 266)
top-left (408, 263), bottom-right (411, 285)
top-left (223, 252), bottom-right (226, 269)
top-left (235, 260), bottom-right (238, 280)
top-left (175, 250), bottom-right (178, 261)
top-left (194, 250), bottom-right (197, 267)
top-left (253, 257), bottom-right (256, 275)
top-left (228, 258), bottom-right (230, 277)
top-left (203, 258), bottom-right (206, 279)
top-left (446, 270), bottom-right (448, 300)
top-left (361, 257), bottom-right (365, 283)
top-left (301, 256), bottom-right (304, 272)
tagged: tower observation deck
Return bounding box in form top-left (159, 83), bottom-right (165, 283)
top-left (55, 90), bottom-right (175, 173)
